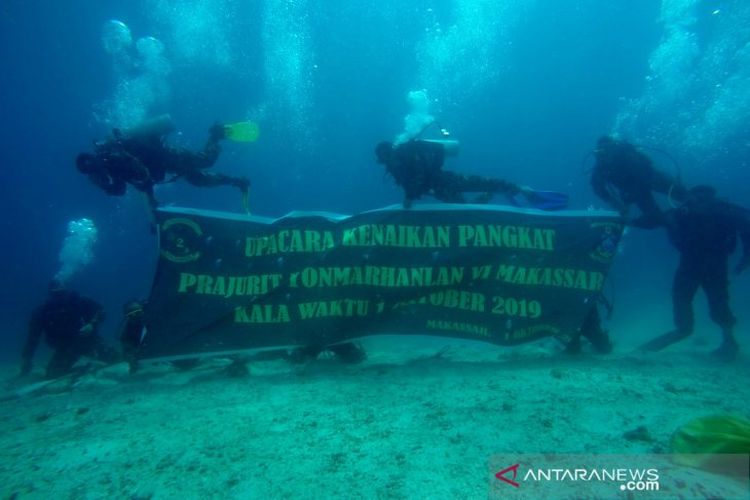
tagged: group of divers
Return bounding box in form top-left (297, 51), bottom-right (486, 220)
top-left (19, 114), bottom-right (750, 380)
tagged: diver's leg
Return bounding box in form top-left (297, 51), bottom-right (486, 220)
top-left (121, 341), bottom-right (140, 374)
top-left (431, 172), bottom-right (466, 203)
top-left (201, 134), bottom-right (222, 166)
top-left (121, 322), bottom-right (144, 374)
top-left (703, 258), bottom-right (739, 360)
top-left (671, 261), bottom-right (700, 336)
top-left (182, 170), bottom-right (229, 187)
top-left (579, 306), bottom-right (613, 354)
top-left (183, 170), bottom-right (250, 211)
top-left (183, 170), bottom-right (249, 191)
top-left (468, 176), bottom-right (519, 195)
top-left (449, 174), bottom-right (520, 203)
top-left (640, 261), bottom-right (699, 351)
top-left (564, 334), bottom-right (582, 354)
top-left (169, 136), bottom-right (221, 171)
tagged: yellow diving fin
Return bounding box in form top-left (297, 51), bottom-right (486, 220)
top-left (224, 120), bottom-right (260, 142)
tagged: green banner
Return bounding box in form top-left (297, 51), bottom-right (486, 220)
top-left (140, 205), bottom-right (623, 359)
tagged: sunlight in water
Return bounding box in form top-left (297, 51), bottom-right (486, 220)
top-left (613, 0), bottom-right (750, 167)
top-left (415, 0), bottom-right (536, 115)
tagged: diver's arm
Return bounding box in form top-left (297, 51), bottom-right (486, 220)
top-left (180, 170), bottom-right (250, 197)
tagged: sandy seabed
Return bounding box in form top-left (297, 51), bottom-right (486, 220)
top-left (1, 335), bottom-right (748, 499)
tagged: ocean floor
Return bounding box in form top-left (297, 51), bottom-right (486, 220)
top-left (1, 334), bottom-right (748, 499)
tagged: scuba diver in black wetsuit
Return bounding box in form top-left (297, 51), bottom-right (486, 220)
top-left (21, 281), bottom-right (118, 378)
top-left (640, 186), bottom-right (750, 361)
top-left (375, 140), bottom-right (564, 209)
top-left (590, 136), bottom-right (688, 227)
top-left (76, 115), bottom-right (250, 210)
top-left (376, 87), bottom-right (568, 210)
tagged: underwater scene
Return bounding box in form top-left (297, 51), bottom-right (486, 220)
top-left (1, 1), bottom-right (749, 498)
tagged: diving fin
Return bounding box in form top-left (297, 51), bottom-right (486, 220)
top-left (524, 190), bottom-right (569, 211)
top-left (224, 121), bottom-right (260, 142)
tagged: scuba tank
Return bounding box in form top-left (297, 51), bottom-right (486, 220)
top-left (119, 114), bottom-right (176, 140)
top-left (421, 139), bottom-right (460, 157)
top-left (416, 121), bottom-right (459, 157)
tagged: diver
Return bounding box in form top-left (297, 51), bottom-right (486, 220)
top-left (76, 115), bottom-right (251, 210)
top-left (590, 136), bottom-right (687, 227)
top-left (639, 186), bottom-right (750, 361)
top-left (375, 139), bottom-right (567, 209)
top-left (120, 300), bottom-right (147, 374)
top-left (21, 280), bottom-right (118, 378)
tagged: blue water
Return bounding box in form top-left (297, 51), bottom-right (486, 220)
top-left (1, 0), bottom-right (749, 359)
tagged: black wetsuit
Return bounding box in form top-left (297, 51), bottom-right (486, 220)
top-left (77, 126), bottom-right (249, 207)
top-left (591, 137), bottom-right (686, 227)
top-left (22, 290), bottom-right (114, 378)
top-left (376, 140), bottom-right (520, 208)
top-left (641, 191), bottom-right (750, 357)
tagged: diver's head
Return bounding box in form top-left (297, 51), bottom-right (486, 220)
top-left (375, 141), bottom-right (394, 164)
top-left (76, 153), bottom-right (100, 174)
